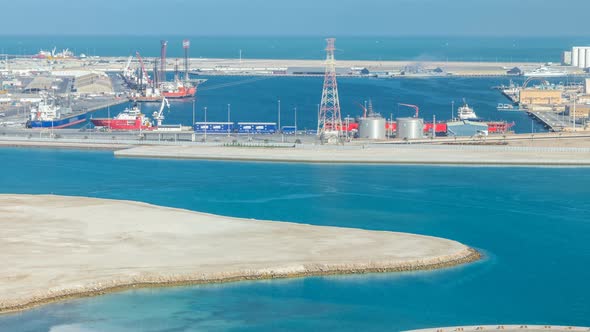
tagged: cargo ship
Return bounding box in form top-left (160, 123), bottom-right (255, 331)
top-left (91, 104), bottom-right (154, 131)
top-left (26, 100), bottom-right (87, 129)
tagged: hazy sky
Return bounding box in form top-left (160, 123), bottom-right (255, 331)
top-left (2, 0), bottom-right (588, 36)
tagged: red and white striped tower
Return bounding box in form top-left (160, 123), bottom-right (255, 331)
top-left (317, 38), bottom-right (342, 138)
top-left (183, 39), bottom-right (190, 81)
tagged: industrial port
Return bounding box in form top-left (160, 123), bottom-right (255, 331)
top-left (1, 38), bottom-right (590, 157)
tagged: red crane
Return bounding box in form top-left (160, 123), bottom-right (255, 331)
top-left (398, 103), bottom-right (419, 118)
top-left (135, 51), bottom-right (151, 84)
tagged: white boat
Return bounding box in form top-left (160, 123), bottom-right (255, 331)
top-left (523, 66), bottom-right (568, 77)
top-left (497, 103), bottom-right (514, 110)
top-left (457, 100), bottom-right (478, 120)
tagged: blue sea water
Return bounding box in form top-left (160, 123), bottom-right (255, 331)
top-left (96, 75), bottom-right (562, 134)
top-left (2, 36), bottom-right (590, 62)
top-left (0, 148), bottom-right (589, 331)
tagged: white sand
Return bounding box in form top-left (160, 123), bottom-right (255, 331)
top-left (0, 194), bottom-right (478, 313)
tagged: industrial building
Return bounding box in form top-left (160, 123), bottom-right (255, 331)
top-left (72, 73), bottom-right (113, 94)
top-left (519, 89), bottom-right (562, 105)
top-left (571, 47), bottom-right (590, 68)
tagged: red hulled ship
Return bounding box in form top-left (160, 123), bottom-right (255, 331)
top-left (91, 104), bottom-right (154, 131)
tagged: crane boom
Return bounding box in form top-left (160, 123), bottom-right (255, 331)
top-left (152, 97), bottom-right (170, 127)
top-left (135, 51), bottom-right (151, 84)
top-left (398, 103), bottom-right (419, 118)
top-left (355, 102), bottom-right (368, 118)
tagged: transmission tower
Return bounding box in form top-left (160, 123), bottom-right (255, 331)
top-left (317, 38), bottom-right (342, 139)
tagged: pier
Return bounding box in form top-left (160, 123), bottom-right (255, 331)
top-left (528, 111), bottom-right (571, 132)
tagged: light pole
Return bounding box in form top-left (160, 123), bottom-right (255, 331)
top-left (294, 107), bottom-right (297, 138)
top-left (204, 106), bottom-right (207, 142)
top-left (227, 103), bottom-right (231, 137)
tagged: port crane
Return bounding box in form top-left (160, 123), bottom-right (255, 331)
top-left (152, 97), bottom-right (170, 126)
top-left (398, 103), bottom-right (420, 118)
top-left (135, 51), bottom-right (151, 84)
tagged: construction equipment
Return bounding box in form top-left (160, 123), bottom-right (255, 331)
top-left (152, 97), bottom-right (170, 126)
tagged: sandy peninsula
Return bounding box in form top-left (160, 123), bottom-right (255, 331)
top-left (0, 194), bottom-right (479, 314)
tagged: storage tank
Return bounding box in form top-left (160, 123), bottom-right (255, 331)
top-left (585, 48), bottom-right (590, 69)
top-left (573, 47), bottom-right (579, 67)
top-left (358, 115), bottom-right (386, 140)
top-left (579, 48), bottom-right (587, 69)
top-left (396, 117), bottom-right (423, 140)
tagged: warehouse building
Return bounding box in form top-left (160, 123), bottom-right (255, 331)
top-left (519, 89), bottom-right (562, 105)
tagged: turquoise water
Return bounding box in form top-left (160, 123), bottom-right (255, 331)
top-left (0, 148), bottom-right (589, 331)
top-left (97, 76), bottom-right (559, 134)
top-left (2, 36), bottom-right (590, 62)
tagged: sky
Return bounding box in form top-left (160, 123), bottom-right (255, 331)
top-left (1, 0), bottom-right (589, 36)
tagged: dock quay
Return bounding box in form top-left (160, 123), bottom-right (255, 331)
top-left (528, 111), bottom-right (572, 132)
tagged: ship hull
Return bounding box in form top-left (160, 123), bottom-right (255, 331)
top-left (26, 113), bottom-right (87, 129)
top-left (91, 118), bottom-right (154, 131)
top-left (162, 87), bottom-right (196, 99)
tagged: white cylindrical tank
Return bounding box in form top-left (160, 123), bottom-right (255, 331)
top-left (396, 117), bottom-right (423, 140)
top-left (358, 115), bottom-right (386, 140)
top-left (585, 48), bottom-right (590, 69)
top-left (572, 47), bottom-right (579, 67)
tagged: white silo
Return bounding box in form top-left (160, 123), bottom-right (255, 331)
top-left (572, 47), bottom-right (579, 67)
top-left (585, 48), bottom-right (590, 68)
top-left (578, 48), bottom-right (586, 68)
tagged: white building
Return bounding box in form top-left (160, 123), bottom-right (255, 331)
top-left (562, 51), bottom-right (572, 65)
top-left (586, 78), bottom-right (590, 95)
top-left (572, 47), bottom-right (590, 68)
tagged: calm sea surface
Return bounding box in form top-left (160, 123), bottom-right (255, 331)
top-left (0, 148), bottom-right (589, 331)
top-left (2, 36), bottom-right (590, 62)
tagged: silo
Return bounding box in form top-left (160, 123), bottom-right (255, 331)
top-left (396, 117), bottom-right (424, 140)
top-left (572, 47), bottom-right (579, 67)
top-left (358, 115), bottom-right (386, 140)
top-left (585, 48), bottom-right (590, 69)
top-left (578, 48), bottom-right (586, 69)
top-left (579, 48), bottom-right (586, 68)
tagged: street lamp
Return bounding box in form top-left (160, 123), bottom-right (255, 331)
top-left (227, 103), bottom-right (231, 137)
top-left (294, 106), bottom-right (297, 138)
top-left (204, 106), bottom-right (207, 141)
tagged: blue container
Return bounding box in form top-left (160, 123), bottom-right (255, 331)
top-left (237, 122), bottom-right (277, 134)
top-left (281, 126), bottom-right (296, 135)
top-left (194, 122), bottom-right (234, 134)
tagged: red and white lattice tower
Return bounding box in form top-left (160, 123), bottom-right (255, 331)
top-left (317, 38), bottom-right (342, 138)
